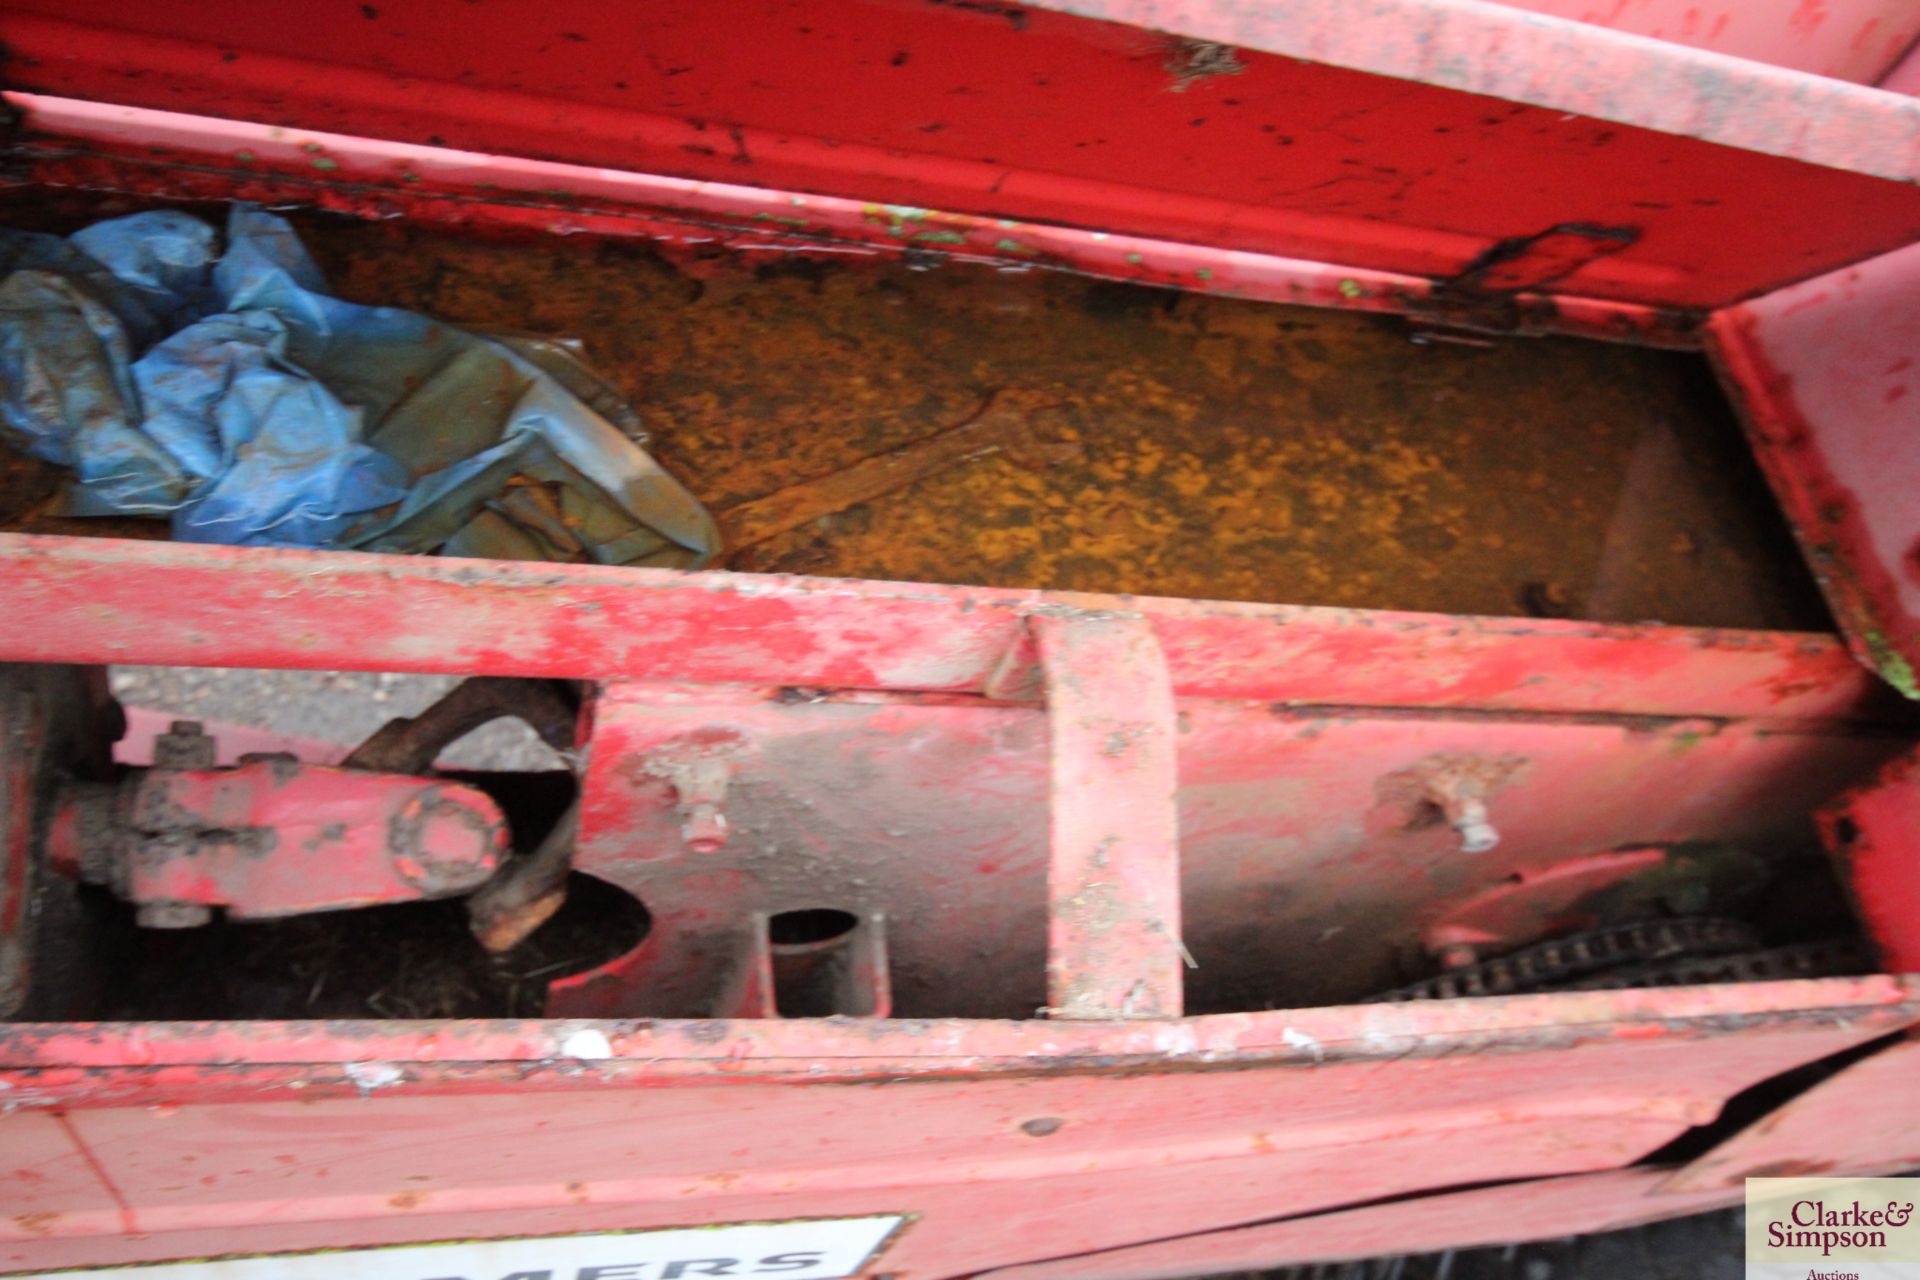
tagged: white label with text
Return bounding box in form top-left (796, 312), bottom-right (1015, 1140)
top-left (25, 1215), bottom-right (908, 1280)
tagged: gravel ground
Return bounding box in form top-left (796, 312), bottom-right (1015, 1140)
top-left (107, 666), bottom-right (566, 770)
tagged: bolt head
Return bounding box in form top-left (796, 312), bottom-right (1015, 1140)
top-left (137, 901), bottom-right (213, 929)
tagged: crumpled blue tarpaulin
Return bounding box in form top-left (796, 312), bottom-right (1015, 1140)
top-left (0, 205), bottom-right (719, 566)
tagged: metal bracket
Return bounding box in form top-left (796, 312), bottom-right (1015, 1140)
top-left (1031, 609), bottom-right (1184, 1019)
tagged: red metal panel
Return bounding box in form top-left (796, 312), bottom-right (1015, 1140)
top-left (972, 1168), bottom-right (1742, 1280)
top-left (6, 1), bottom-right (1920, 309)
top-left (1818, 748), bottom-right (1920, 971)
top-left (1038, 0), bottom-right (1920, 180)
top-left (1482, 0), bottom-right (1920, 84)
top-left (1707, 241), bottom-right (1920, 698)
top-left (0, 534), bottom-right (1899, 723)
top-left (1889, 41), bottom-right (1920, 90)
top-left (1, 983), bottom-right (1914, 1274)
top-left (492, 687), bottom-right (1893, 1020)
top-left (1664, 1035), bottom-right (1920, 1188)
top-left (0, 94), bottom-right (1696, 348)
top-left (1421, 848), bottom-right (1673, 956)
top-left (4, 1111), bottom-right (131, 1242)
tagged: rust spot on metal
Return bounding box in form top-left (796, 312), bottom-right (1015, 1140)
top-left (923, 0), bottom-right (1027, 31)
top-left (1444, 223), bottom-right (1641, 296)
top-left (1163, 38), bottom-right (1245, 92)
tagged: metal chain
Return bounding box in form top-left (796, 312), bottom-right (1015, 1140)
top-left (1363, 917), bottom-right (1866, 1003)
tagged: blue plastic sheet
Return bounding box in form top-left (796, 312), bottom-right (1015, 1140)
top-left (0, 206), bottom-right (719, 567)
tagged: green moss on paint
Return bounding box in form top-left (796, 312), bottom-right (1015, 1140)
top-left (1863, 629), bottom-right (1920, 699)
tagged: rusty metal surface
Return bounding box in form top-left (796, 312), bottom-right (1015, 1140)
top-left (292, 216), bottom-right (1826, 625)
top-left (0, 665), bottom-right (115, 1020)
top-left (1708, 240), bottom-right (1920, 699)
top-left (341, 676), bottom-right (578, 775)
top-left (1664, 1033), bottom-right (1920, 1189)
top-left (719, 391), bottom-right (1083, 560)
top-left (0, 198), bottom-right (1835, 639)
top-left (1, 982), bottom-right (1915, 1274)
top-left (467, 801), bottom-right (578, 955)
top-left (0, 671), bottom-right (51, 1016)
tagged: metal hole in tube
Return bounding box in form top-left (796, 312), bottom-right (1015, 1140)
top-left (769, 908), bottom-right (867, 1017)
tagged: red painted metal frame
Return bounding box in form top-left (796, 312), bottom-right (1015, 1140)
top-left (4, 983), bottom-right (1918, 1274)
top-left (1481, 0), bottom-right (1920, 83)
top-left (1032, 611), bottom-right (1184, 1020)
top-left (0, 93), bottom-right (1693, 349)
top-left (1708, 241), bottom-right (1920, 699)
top-left (2, 533), bottom-right (1919, 1274)
top-left (0, 535), bottom-right (1900, 722)
top-left (971, 1027), bottom-right (1920, 1280)
top-left (6, 0), bottom-right (1920, 315)
top-left (3, 0), bottom-right (1920, 1270)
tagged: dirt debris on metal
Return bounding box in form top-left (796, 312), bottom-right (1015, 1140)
top-left (290, 213), bottom-right (1825, 630)
top-left (0, 195), bottom-right (1828, 632)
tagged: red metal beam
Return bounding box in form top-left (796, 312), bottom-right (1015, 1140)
top-left (1033, 611), bottom-right (1184, 1018)
top-left (0, 534), bottom-right (1899, 723)
top-left (6, 1), bottom-right (1920, 310)
top-left (2, 982), bottom-right (1914, 1273)
top-left (2, 94), bottom-right (1696, 348)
